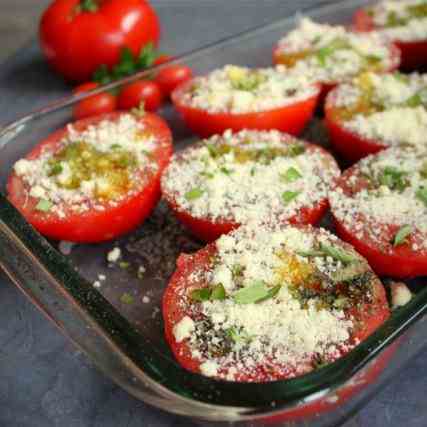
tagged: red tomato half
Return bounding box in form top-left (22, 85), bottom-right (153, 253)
top-left (39, 0), bottom-right (160, 82)
top-left (272, 43), bottom-right (401, 105)
top-left (353, 9), bottom-right (427, 71)
top-left (324, 88), bottom-right (387, 164)
top-left (118, 80), bottom-right (164, 111)
top-left (331, 159), bottom-right (427, 278)
top-left (7, 112), bottom-right (172, 243)
top-left (172, 80), bottom-right (320, 139)
top-left (161, 135), bottom-right (338, 242)
top-left (163, 225), bottom-right (390, 382)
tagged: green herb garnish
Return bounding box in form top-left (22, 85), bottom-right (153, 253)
top-left (190, 287), bottom-right (212, 302)
top-left (48, 162), bottom-right (63, 176)
top-left (297, 249), bottom-right (326, 258)
top-left (393, 225), bottom-right (412, 247)
top-left (35, 199), bottom-right (52, 213)
top-left (379, 167), bottom-right (408, 192)
top-left (282, 190), bottom-right (300, 205)
top-left (319, 243), bottom-right (358, 264)
top-left (220, 167), bottom-right (233, 175)
top-left (185, 188), bottom-right (204, 201)
top-left (211, 283), bottom-right (226, 301)
top-left (233, 281), bottom-right (278, 304)
top-left (281, 167), bottom-right (302, 183)
top-left (416, 187), bottom-right (427, 206)
top-left (287, 144), bottom-right (305, 157)
top-left (120, 293), bottom-right (134, 305)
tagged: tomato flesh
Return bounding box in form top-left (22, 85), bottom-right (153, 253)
top-left (7, 112), bottom-right (172, 243)
top-left (171, 80), bottom-right (320, 138)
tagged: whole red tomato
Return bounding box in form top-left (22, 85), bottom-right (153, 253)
top-left (118, 80), bottom-right (164, 111)
top-left (155, 65), bottom-right (193, 96)
top-left (40, 0), bottom-right (160, 82)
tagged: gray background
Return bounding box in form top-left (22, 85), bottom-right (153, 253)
top-left (0, 1), bottom-right (426, 426)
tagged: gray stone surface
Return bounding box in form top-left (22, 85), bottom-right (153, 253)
top-left (0, 1), bottom-right (426, 426)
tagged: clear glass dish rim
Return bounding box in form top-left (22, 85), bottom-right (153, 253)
top-left (0, 0), bottom-right (426, 420)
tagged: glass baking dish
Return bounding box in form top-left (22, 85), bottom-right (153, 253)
top-left (1, 0), bottom-right (427, 425)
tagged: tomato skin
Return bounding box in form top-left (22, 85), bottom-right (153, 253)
top-left (155, 65), bottom-right (193, 97)
top-left (39, 0), bottom-right (160, 82)
top-left (7, 112), bottom-right (172, 243)
top-left (118, 80), bottom-right (164, 111)
top-left (324, 90), bottom-right (386, 164)
top-left (73, 81), bottom-right (99, 94)
top-left (353, 9), bottom-right (427, 71)
top-left (171, 80), bottom-right (320, 138)
top-left (73, 91), bottom-right (117, 120)
top-left (163, 225), bottom-right (390, 382)
top-left (331, 165), bottom-right (427, 279)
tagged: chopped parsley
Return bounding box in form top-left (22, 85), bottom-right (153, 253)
top-left (185, 187), bottom-right (204, 201)
top-left (393, 225), bottom-right (412, 247)
top-left (282, 190), bottom-right (300, 205)
top-left (35, 199), bottom-right (53, 212)
top-left (281, 167), bottom-right (302, 183)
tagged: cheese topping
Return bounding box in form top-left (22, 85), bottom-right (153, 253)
top-left (275, 18), bottom-right (396, 84)
top-left (13, 114), bottom-right (157, 217)
top-left (367, 0), bottom-right (427, 42)
top-left (330, 72), bottom-right (427, 148)
top-left (173, 223), bottom-right (378, 381)
top-left (176, 65), bottom-right (319, 114)
top-left (330, 147), bottom-right (427, 252)
top-left (161, 129), bottom-right (340, 225)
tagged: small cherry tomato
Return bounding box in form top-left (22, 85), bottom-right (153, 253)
top-left (118, 80), bottom-right (164, 111)
top-left (154, 54), bottom-right (174, 66)
top-left (73, 91), bottom-right (117, 120)
top-left (155, 65), bottom-right (193, 96)
top-left (73, 81), bottom-right (99, 94)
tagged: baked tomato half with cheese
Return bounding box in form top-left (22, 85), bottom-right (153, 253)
top-left (7, 111), bottom-right (172, 243)
top-left (325, 71), bottom-right (427, 163)
top-left (353, 1), bottom-right (427, 71)
top-left (273, 18), bottom-right (400, 104)
top-left (163, 223), bottom-right (390, 382)
top-left (171, 65), bottom-right (320, 138)
top-left (330, 146), bottom-right (427, 278)
top-left (161, 129), bottom-right (340, 242)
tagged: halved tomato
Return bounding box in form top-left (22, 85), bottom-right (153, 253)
top-left (7, 112), bottom-right (172, 243)
top-left (161, 130), bottom-right (339, 242)
top-left (353, 8), bottom-right (427, 71)
top-left (330, 147), bottom-right (427, 278)
top-left (163, 223), bottom-right (390, 382)
top-left (171, 65), bottom-right (320, 138)
top-left (324, 89), bottom-right (387, 164)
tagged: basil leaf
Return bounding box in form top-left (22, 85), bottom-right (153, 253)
top-left (233, 281), bottom-right (270, 304)
top-left (393, 225), bottom-right (412, 247)
top-left (416, 187), bottom-right (427, 206)
top-left (297, 249), bottom-right (325, 258)
top-left (185, 188), bottom-right (204, 201)
top-left (287, 144), bottom-right (305, 157)
top-left (281, 167), bottom-right (302, 183)
top-left (282, 190), bottom-right (300, 205)
top-left (319, 243), bottom-right (357, 264)
top-left (211, 284), bottom-right (226, 301)
top-left (190, 287), bottom-right (211, 302)
top-left (35, 199), bottom-right (52, 213)
top-left (257, 284), bottom-right (281, 303)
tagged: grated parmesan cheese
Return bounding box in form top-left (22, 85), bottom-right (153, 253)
top-left (367, 0), bottom-right (427, 42)
top-left (161, 129), bottom-right (339, 225)
top-left (275, 18), bottom-right (396, 84)
top-left (177, 65), bottom-right (318, 114)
